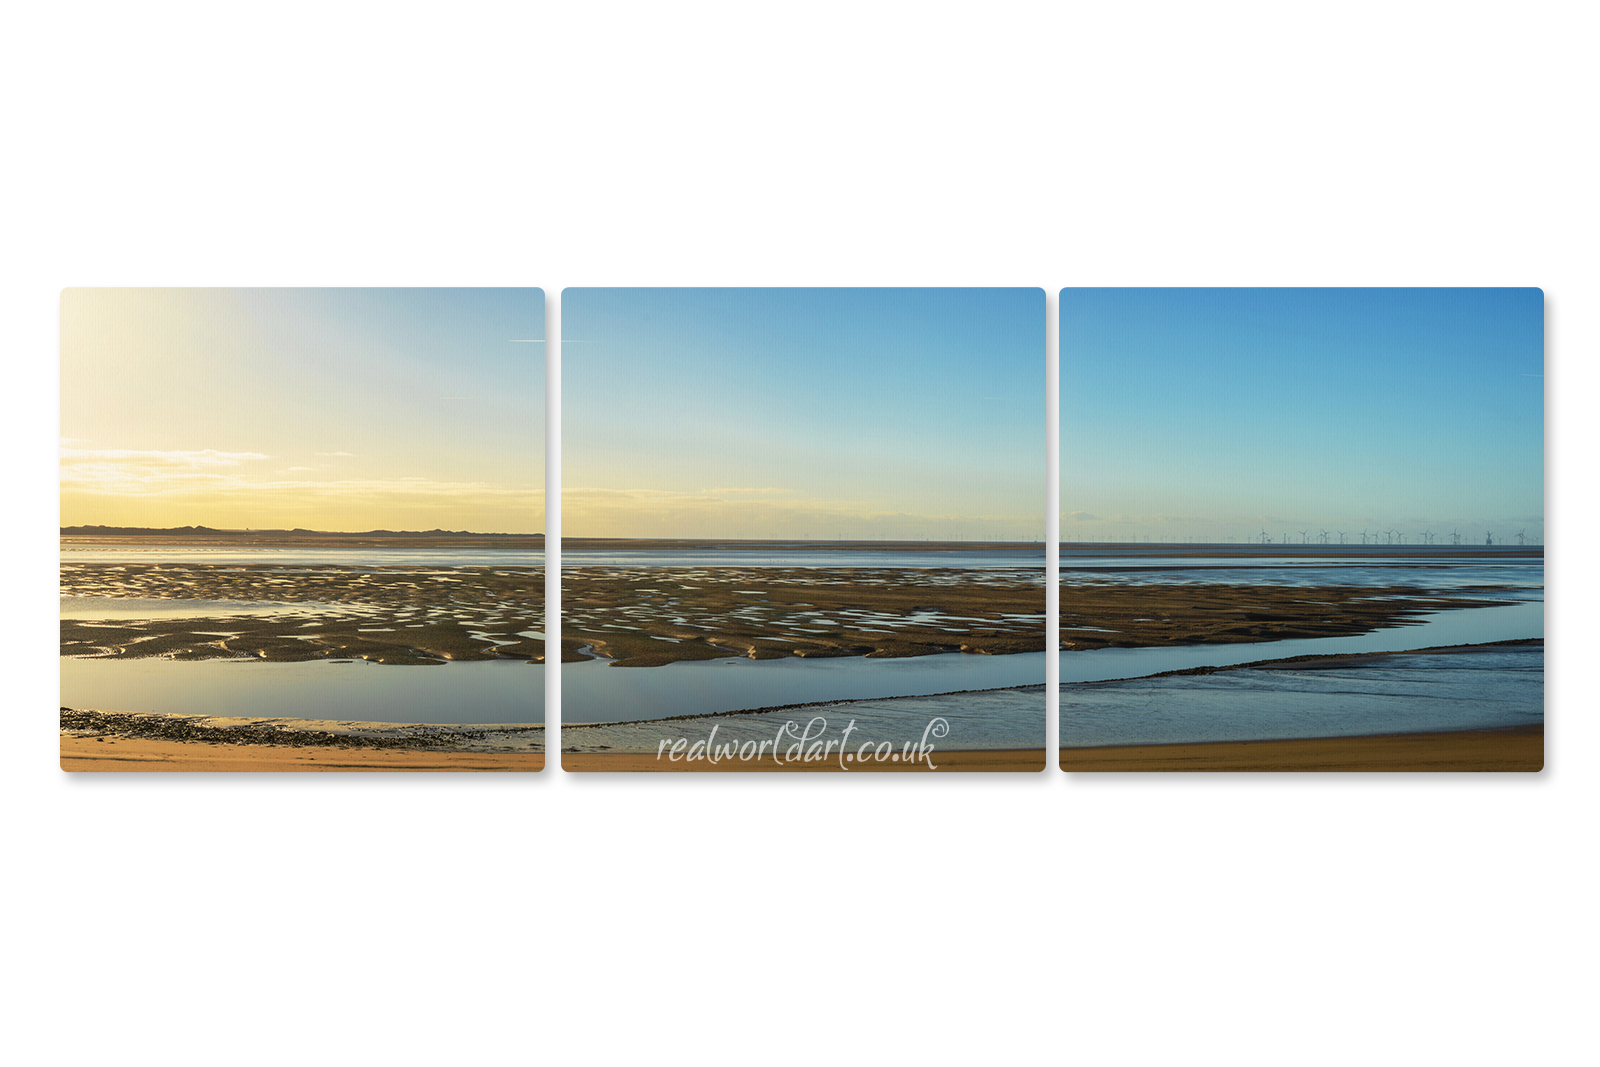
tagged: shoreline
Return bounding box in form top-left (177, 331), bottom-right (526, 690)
top-left (61, 736), bottom-right (545, 772)
top-left (60, 708), bottom-right (544, 773)
top-left (562, 748), bottom-right (1045, 772)
top-left (1060, 725), bottom-right (1543, 772)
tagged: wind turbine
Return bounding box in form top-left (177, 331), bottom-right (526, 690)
top-left (1319, 529), bottom-right (1330, 544)
top-left (1337, 530), bottom-right (1347, 544)
top-left (1485, 531), bottom-right (1494, 546)
top-left (1260, 529), bottom-right (1270, 545)
top-left (1451, 529), bottom-right (1460, 545)
top-left (1516, 529), bottom-right (1526, 545)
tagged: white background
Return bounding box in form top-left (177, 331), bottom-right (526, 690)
top-left (4, 3), bottom-right (1595, 1064)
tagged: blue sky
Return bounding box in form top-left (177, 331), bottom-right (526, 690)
top-left (1061, 288), bottom-right (1545, 543)
top-left (62, 288), bottom-right (544, 532)
top-left (563, 288), bottom-right (1045, 539)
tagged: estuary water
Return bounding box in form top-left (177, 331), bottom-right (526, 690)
top-left (61, 656), bottom-right (544, 725)
top-left (61, 544), bottom-right (542, 567)
top-left (1060, 646), bottom-right (1541, 748)
top-left (1057, 544), bottom-right (1544, 747)
top-left (61, 543), bottom-right (544, 725)
top-left (563, 546), bottom-right (1046, 568)
top-left (1059, 543), bottom-right (1543, 595)
top-left (59, 542), bottom-right (1541, 738)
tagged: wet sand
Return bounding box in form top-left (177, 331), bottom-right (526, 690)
top-left (562, 748), bottom-right (1045, 772)
top-left (562, 565), bottom-right (1045, 665)
top-left (1059, 583), bottom-right (1509, 651)
top-left (62, 736), bottom-right (543, 772)
top-left (560, 571), bottom-right (1501, 667)
top-left (62, 563), bottom-right (544, 664)
top-left (1060, 726), bottom-right (1543, 772)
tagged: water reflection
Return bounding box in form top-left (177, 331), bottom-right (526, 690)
top-left (61, 657), bottom-right (544, 725)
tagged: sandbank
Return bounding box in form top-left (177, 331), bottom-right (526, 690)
top-left (562, 565), bottom-right (1045, 666)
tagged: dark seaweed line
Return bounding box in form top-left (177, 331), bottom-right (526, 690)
top-left (60, 708), bottom-right (543, 750)
top-left (1090, 638), bottom-right (1544, 684)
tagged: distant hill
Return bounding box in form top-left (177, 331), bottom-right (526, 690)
top-left (62, 525), bottom-right (538, 538)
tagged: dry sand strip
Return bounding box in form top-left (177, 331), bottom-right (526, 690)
top-left (61, 736), bottom-right (544, 772)
top-left (1059, 725), bottom-right (1543, 773)
top-left (562, 749), bottom-right (1045, 772)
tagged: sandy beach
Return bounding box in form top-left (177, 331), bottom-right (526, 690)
top-left (1060, 725), bottom-right (1542, 772)
top-left (62, 736), bottom-right (544, 772)
top-left (563, 748), bottom-right (1044, 772)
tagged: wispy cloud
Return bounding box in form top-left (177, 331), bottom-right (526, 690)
top-left (62, 448), bottom-right (268, 466)
top-left (315, 451), bottom-right (354, 457)
top-left (61, 447), bottom-right (537, 505)
top-left (61, 449), bottom-right (270, 495)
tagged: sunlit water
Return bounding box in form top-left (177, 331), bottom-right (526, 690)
top-left (61, 657), bottom-right (544, 725)
top-left (62, 545), bottom-right (541, 567)
top-left (61, 597), bottom-right (349, 620)
top-left (563, 547), bottom-right (1046, 568)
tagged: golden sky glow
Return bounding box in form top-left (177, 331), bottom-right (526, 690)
top-left (61, 289), bottom-right (543, 532)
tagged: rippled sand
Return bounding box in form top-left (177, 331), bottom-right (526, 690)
top-left (61, 563), bottom-right (544, 664)
top-left (563, 565), bottom-right (1044, 666)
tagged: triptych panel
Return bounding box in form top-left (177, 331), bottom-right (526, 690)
top-left (58, 287), bottom-right (1544, 773)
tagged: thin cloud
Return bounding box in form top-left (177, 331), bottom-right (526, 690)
top-left (61, 447), bottom-right (538, 503)
top-left (62, 448), bottom-right (268, 466)
top-left (61, 449), bottom-right (271, 494)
